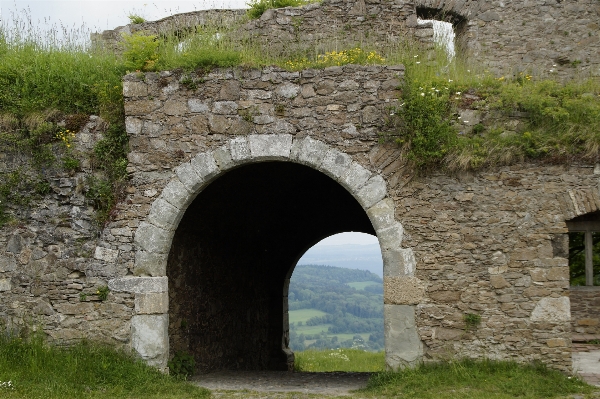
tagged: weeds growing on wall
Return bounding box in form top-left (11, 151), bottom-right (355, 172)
top-left (380, 51), bottom-right (600, 171)
top-left (246, 0), bottom-right (314, 19)
top-left (0, 10), bottom-right (129, 227)
top-left (1, 5), bottom-right (600, 227)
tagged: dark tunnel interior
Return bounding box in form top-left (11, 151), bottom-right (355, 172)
top-left (166, 161), bottom-right (376, 372)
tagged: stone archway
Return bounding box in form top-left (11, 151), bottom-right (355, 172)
top-left (109, 134), bottom-right (423, 371)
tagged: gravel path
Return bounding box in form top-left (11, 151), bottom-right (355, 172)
top-left (191, 371), bottom-right (371, 396)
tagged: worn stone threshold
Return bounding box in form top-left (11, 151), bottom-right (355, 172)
top-left (191, 370), bottom-right (372, 395)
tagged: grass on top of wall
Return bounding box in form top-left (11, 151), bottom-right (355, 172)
top-left (0, 333), bottom-right (210, 399)
top-left (1, 8), bottom-right (600, 226)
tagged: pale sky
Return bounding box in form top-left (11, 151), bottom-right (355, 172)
top-left (314, 232), bottom-right (379, 247)
top-left (0, 0), bottom-right (248, 34)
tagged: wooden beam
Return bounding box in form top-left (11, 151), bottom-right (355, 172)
top-left (585, 231), bottom-right (594, 286)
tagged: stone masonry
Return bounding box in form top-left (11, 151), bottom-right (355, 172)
top-left (98, 0), bottom-right (600, 79)
top-left (1, 0), bottom-right (600, 375)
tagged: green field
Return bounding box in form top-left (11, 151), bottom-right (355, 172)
top-left (294, 324), bottom-right (333, 335)
top-left (295, 348), bottom-right (385, 372)
top-left (289, 309), bottom-right (328, 324)
top-left (347, 281), bottom-right (382, 290)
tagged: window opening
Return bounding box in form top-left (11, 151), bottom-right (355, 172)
top-left (567, 214), bottom-right (600, 286)
top-left (417, 18), bottom-right (455, 60)
top-left (569, 231), bottom-right (600, 286)
top-left (416, 7), bottom-right (467, 61)
top-left (288, 232), bottom-right (384, 360)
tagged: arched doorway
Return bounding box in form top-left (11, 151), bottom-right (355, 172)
top-left (109, 135), bottom-right (423, 372)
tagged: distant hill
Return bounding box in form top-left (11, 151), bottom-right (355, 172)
top-left (296, 243), bottom-right (383, 277)
top-left (289, 264), bottom-right (383, 351)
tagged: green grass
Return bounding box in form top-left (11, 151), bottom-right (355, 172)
top-left (361, 359), bottom-right (597, 399)
top-left (294, 349), bottom-right (385, 372)
top-left (0, 334), bottom-right (210, 399)
top-left (289, 309), bottom-right (328, 324)
top-left (347, 281), bottom-right (380, 290)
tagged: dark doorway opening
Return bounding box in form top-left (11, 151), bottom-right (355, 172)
top-left (166, 162), bottom-right (376, 373)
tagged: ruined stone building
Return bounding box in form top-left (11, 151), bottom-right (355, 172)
top-left (1, 0), bottom-right (600, 373)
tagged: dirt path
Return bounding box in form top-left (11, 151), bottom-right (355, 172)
top-left (191, 371), bottom-right (371, 396)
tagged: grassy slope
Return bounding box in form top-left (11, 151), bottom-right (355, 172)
top-left (0, 336), bottom-right (209, 399)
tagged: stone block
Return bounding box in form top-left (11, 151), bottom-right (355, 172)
top-left (384, 276), bottom-right (425, 305)
top-left (188, 99), bottom-right (209, 113)
top-left (108, 276), bottom-right (168, 293)
top-left (367, 198), bottom-right (396, 231)
top-left (384, 304), bottom-right (423, 370)
top-left (135, 292), bottom-right (169, 314)
top-left (490, 275), bottom-right (511, 289)
top-left (131, 314), bottom-right (169, 368)
top-left (134, 222), bottom-right (174, 254)
top-left (248, 134), bottom-right (293, 160)
top-left (125, 117), bottom-right (142, 134)
top-left (434, 327), bottom-right (464, 341)
top-left (291, 136), bottom-right (329, 168)
top-left (212, 146), bottom-right (235, 171)
top-left (530, 297), bottom-right (570, 323)
top-left (341, 162), bottom-right (372, 192)
top-left (0, 254), bottom-right (17, 272)
top-left (320, 149), bottom-right (352, 180)
top-left (163, 100), bottom-right (187, 116)
top-left (275, 82), bottom-right (300, 98)
top-left (429, 290), bottom-right (461, 303)
top-left (94, 247), bottom-right (119, 263)
top-left (123, 81), bottom-right (148, 97)
top-left (377, 222), bottom-right (404, 251)
top-left (356, 175), bottom-right (387, 209)
top-left (159, 179), bottom-right (193, 210)
top-left (174, 162), bottom-right (203, 193)
top-left (147, 198), bottom-right (182, 231)
top-left (382, 247), bottom-right (415, 276)
top-left (0, 279), bottom-right (11, 292)
top-left (229, 136), bottom-right (251, 163)
top-left (124, 100), bottom-right (161, 116)
top-left (212, 101), bottom-right (239, 115)
top-left (134, 251), bottom-right (168, 277)
top-left (546, 338), bottom-right (568, 347)
top-left (577, 318), bottom-right (599, 326)
top-left (190, 152), bottom-right (220, 182)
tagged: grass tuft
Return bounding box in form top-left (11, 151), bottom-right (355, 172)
top-left (362, 359), bottom-right (595, 399)
top-left (0, 333), bottom-right (210, 399)
top-left (294, 349), bottom-right (385, 372)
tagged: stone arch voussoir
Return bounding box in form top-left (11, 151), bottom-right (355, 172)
top-left (110, 133), bottom-right (424, 370)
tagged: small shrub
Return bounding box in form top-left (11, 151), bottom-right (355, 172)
top-left (96, 285), bottom-right (109, 301)
top-left (168, 351), bottom-right (196, 379)
top-left (121, 31), bottom-right (159, 71)
top-left (247, 0), bottom-right (312, 19)
top-left (464, 313), bottom-right (481, 331)
top-left (128, 14), bottom-right (146, 24)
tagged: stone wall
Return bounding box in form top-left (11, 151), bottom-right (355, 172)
top-left (119, 67), bottom-right (595, 372)
top-left (571, 286), bottom-right (600, 336)
top-left (2, 63), bottom-right (599, 373)
top-left (0, 116), bottom-right (134, 346)
top-left (96, 0), bottom-right (600, 79)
